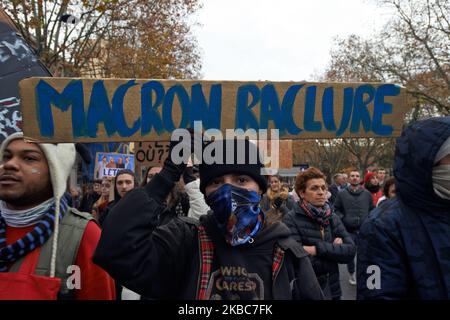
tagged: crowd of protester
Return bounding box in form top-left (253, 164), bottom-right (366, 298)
top-left (1, 116), bottom-right (449, 300)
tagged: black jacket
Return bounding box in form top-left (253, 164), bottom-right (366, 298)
top-left (328, 184), bottom-right (342, 205)
top-left (333, 187), bottom-right (374, 233)
top-left (99, 170), bottom-right (143, 228)
top-left (93, 173), bottom-right (324, 300)
top-left (79, 191), bottom-right (100, 214)
top-left (157, 192), bottom-right (190, 226)
top-left (283, 203), bottom-right (355, 289)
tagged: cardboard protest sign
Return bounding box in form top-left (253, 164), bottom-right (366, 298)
top-left (134, 141), bottom-right (169, 182)
top-left (134, 141), bottom-right (170, 168)
top-left (20, 77), bottom-right (410, 143)
top-left (94, 152), bottom-right (134, 179)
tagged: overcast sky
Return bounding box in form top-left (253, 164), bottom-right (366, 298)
top-left (194, 0), bottom-right (392, 81)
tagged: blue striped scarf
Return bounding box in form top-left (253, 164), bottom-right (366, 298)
top-left (0, 197), bottom-right (68, 272)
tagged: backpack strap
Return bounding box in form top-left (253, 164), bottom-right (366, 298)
top-left (10, 208), bottom-right (94, 299)
top-left (39, 208), bottom-right (94, 299)
top-left (196, 225), bottom-right (214, 300)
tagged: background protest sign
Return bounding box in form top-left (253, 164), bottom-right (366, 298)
top-left (0, 9), bottom-right (51, 142)
top-left (20, 77), bottom-right (410, 143)
top-left (94, 152), bottom-right (134, 179)
top-left (134, 141), bottom-right (170, 168)
top-left (134, 141), bottom-right (169, 182)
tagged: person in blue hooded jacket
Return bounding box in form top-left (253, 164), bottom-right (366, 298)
top-left (357, 116), bottom-right (450, 300)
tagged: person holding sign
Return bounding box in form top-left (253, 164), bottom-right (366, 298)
top-left (94, 137), bottom-right (323, 300)
top-left (357, 116), bottom-right (450, 299)
top-left (0, 133), bottom-right (115, 299)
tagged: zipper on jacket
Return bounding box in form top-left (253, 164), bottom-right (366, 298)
top-left (320, 226), bottom-right (325, 240)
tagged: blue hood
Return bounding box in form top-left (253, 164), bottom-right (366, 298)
top-left (394, 116), bottom-right (450, 213)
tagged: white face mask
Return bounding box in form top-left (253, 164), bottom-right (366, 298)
top-left (434, 136), bottom-right (450, 165)
top-left (432, 164), bottom-right (450, 200)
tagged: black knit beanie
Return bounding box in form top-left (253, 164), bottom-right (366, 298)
top-left (199, 139), bottom-right (268, 195)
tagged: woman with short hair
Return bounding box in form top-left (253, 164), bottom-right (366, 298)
top-left (283, 167), bottom-right (356, 299)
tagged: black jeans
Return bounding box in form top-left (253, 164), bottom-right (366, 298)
top-left (329, 270), bottom-right (342, 299)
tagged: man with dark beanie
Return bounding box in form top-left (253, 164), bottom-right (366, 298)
top-left (93, 137), bottom-right (323, 300)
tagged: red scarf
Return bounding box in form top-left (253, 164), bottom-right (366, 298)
top-left (299, 199), bottom-right (332, 226)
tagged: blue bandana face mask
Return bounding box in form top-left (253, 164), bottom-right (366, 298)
top-left (206, 184), bottom-right (263, 246)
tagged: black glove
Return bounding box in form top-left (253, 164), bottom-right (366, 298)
top-left (273, 197), bottom-right (284, 209)
top-left (183, 166), bottom-right (197, 185)
top-left (160, 129), bottom-right (199, 183)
